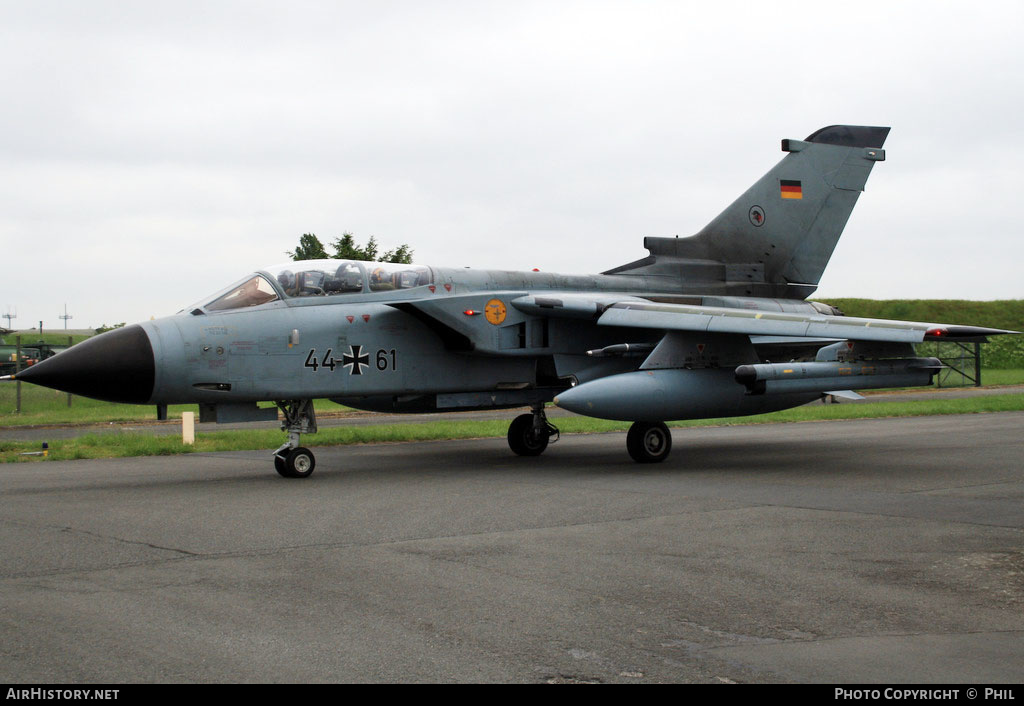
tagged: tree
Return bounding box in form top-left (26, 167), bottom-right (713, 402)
top-left (95, 323), bottom-right (126, 334)
top-left (381, 243), bottom-right (413, 264)
top-left (287, 233), bottom-right (329, 261)
top-left (332, 233), bottom-right (377, 261)
top-left (288, 232), bottom-right (413, 264)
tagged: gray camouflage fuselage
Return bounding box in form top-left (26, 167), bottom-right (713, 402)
top-left (141, 265), bottom-right (826, 418)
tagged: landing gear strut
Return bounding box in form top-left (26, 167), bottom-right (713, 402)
top-left (508, 404), bottom-right (559, 456)
top-left (626, 421), bottom-right (672, 463)
top-left (273, 399), bottom-right (318, 478)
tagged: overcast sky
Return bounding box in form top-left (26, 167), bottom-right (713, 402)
top-left (2, 0), bottom-right (1022, 330)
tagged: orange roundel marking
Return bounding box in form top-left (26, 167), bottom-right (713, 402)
top-left (484, 299), bottom-right (507, 325)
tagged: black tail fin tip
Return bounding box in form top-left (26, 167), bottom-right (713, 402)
top-left (805, 125), bottom-right (890, 149)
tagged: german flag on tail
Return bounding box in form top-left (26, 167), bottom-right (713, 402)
top-left (780, 179), bottom-right (802, 199)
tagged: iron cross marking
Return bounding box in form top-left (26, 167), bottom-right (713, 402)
top-left (342, 345), bottom-right (370, 375)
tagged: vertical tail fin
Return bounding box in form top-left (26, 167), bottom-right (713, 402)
top-left (695, 125), bottom-right (890, 286)
top-left (608, 125), bottom-right (890, 297)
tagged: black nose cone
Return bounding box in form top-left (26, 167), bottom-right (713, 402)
top-left (14, 325), bottom-right (155, 404)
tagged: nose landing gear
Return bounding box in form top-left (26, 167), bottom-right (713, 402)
top-left (273, 399), bottom-right (318, 478)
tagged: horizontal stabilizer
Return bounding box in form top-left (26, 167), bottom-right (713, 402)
top-left (824, 390), bottom-right (865, 401)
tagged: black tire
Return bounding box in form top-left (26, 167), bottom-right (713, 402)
top-left (626, 422), bottom-right (672, 463)
top-left (508, 414), bottom-right (549, 456)
top-left (274, 454), bottom-right (291, 478)
top-left (284, 447), bottom-right (316, 478)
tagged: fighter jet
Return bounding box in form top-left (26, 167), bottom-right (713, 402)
top-left (6, 125), bottom-right (1017, 477)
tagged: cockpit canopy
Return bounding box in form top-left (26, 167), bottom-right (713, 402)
top-left (271, 261), bottom-right (365, 297)
top-left (204, 274), bottom-right (279, 312)
top-left (198, 260), bottom-right (433, 313)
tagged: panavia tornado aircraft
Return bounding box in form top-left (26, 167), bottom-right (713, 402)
top-left (6, 125), bottom-right (1017, 477)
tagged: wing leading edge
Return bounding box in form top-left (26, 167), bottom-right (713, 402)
top-left (597, 301), bottom-right (1017, 343)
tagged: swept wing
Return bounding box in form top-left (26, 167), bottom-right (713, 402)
top-left (512, 295), bottom-right (1017, 344)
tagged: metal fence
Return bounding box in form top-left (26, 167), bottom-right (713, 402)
top-left (6, 335), bottom-right (75, 412)
top-left (933, 341), bottom-right (982, 388)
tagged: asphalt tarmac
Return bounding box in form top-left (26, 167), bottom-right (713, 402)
top-left (2, 412), bottom-right (1023, 683)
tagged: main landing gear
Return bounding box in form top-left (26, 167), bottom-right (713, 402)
top-left (626, 421), bottom-right (672, 463)
top-left (273, 399), bottom-right (318, 478)
top-left (507, 404), bottom-right (560, 456)
top-left (506, 407), bottom-right (672, 463)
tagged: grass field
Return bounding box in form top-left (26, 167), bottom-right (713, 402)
top-left (957, 369), bottom-right (1024, 386)
top-left (0, 332), bottom-right (93, 347)
top-left (0, 385), bottom-right (351, 427)
top-left (3, 391), bottom-right (1023, 463)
